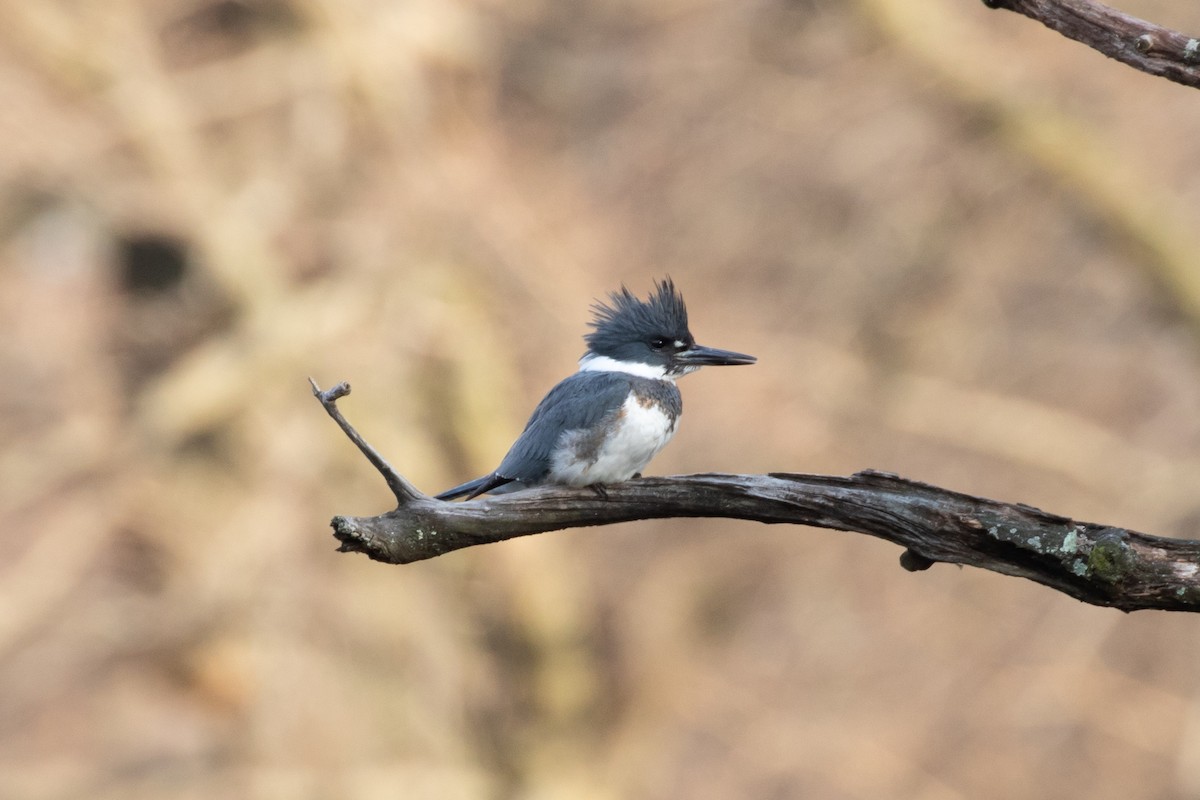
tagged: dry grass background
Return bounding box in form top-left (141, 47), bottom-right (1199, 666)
top-left (3, 0), bottom-right (1200, 797)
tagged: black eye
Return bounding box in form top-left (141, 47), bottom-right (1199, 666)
top-left (649, 337), bottom-right (669, 350)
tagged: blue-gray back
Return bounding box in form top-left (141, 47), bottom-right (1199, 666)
top-left (495, 371), bottom-right (681, 482)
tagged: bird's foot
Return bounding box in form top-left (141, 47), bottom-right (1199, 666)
top-left (589, 483), bottom-right (609, 499)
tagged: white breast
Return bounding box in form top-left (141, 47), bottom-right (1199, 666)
top-left (549, 395), bottom-right (677, 486)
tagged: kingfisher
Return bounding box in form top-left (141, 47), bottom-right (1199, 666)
top-left (435, 278), bottom-right (756, 501)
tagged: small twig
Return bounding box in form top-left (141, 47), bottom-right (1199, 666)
top-left (982, 0), bottom-right (1200, 89)
top-left (311, 381), bottom-right (1200, 613)
top-left (308, 378), bottom-right (420, 504)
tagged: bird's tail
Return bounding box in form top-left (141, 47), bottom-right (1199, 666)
top-left (434, 473), bottom-right (516, 501)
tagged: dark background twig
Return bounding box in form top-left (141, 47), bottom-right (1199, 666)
top-left (983, 0), bottom-right (1200, 89)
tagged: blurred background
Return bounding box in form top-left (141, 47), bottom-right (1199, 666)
top-left (3, 0), bottom-right (1200, 797)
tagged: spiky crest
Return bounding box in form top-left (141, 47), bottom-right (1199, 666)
top-left (584, 278), bottom-right (690, 356)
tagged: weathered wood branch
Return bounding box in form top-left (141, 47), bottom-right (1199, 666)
top-left (982, 0), bottom-right (1200, 89)
top-left (312, 380), bottom-right (1200, 613)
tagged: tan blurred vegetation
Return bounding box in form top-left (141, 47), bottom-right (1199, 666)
top-left (3, 0), bottom-right (1200, 797)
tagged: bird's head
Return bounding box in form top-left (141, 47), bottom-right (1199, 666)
top-left (580, 278), bottom-right (756, 379)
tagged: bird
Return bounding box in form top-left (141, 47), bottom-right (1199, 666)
top-left (435, 278), bottom-right (756, 501)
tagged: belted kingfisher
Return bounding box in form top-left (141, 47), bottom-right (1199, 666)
top-left (436, 278), bottom-right (755, 501)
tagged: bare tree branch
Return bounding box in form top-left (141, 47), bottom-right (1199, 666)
top-left (309, 378), bottom-right (421, 504)
top-left (313, 380), bottom-right (1200, 613)
top-left (983, 0), bottom-right (1200, 89)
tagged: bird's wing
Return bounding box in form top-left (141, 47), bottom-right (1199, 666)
top-left (434, 373), bottom-right (633, 501)
top-left (494, 371), bottom-right (633, 483)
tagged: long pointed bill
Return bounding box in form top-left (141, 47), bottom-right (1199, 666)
top-left (676, 344), bottom-right (757, 367)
